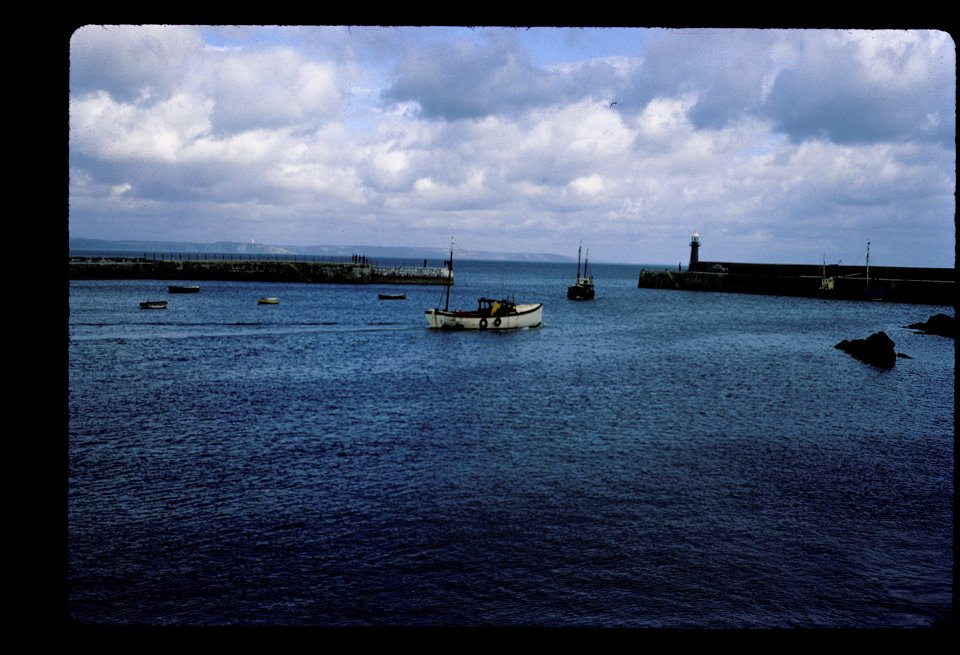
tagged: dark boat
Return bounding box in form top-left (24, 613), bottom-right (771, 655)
top-left (567, 244), bottom-right (595, 300)
top-left (378, 293), bottom-right (406, 300)
top-left (139, 300), bottom-right (168, 309)
top-left (168, 285), bottom-right (200, 293)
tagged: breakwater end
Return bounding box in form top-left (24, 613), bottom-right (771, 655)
top-left (69, 255), bottom-right (453, 286)
top-left (639, 261), bottom-right (954, 305)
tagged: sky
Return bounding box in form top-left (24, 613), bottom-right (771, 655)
top-left (68, 26), bottom-right (956, 266)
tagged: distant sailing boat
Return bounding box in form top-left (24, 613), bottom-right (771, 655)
top-left (425, 239), bottom-right (543, 329)
top-left (567, 243), bottom-right (595, 300)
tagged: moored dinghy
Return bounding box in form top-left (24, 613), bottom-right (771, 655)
top-left (425, 239), bottom-right (543, 330)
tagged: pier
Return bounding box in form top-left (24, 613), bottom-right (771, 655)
top-left (638, 263), bottom-right (954, 304)
top-left (69, 254), bottom-right (453, 286)
top-left (638, 231), bottom-right (955, 305)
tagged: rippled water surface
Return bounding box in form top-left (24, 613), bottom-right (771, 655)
top-left (68, 261), bottom-right (954, 626)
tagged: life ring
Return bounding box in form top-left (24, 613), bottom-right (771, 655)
top-left (493, 317), bottom-right (502, 327)
top-left (479, 318), bottom-right (488, 329)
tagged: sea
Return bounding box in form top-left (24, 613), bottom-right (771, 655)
top-left (67, 259), bottom-right (954, 627)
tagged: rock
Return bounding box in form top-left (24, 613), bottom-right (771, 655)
top-left (835, 331), bottom-right (897, 368)
top-left (906, 313), bottom-right (956, 337)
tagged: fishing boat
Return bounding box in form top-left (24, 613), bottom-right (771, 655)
top-left (139, 300), bottom-right (168, 309)
top-left (567, 243), bottom-right (595, 300)
top-left (819, 242), bottom-right (884, 301)
top-left (378, 293), bottom-right (406, 300)
top-left (257, 297), bottom-right (279, 304)
top-left (426, 297), bottom-right (543, 330)
top-left (168, 285), bottom-right (200, 293)
top-left (425, 240), bottom-right (543, 330)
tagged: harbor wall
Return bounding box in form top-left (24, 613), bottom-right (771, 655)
top-left (69, 257), bottom-right (453, 286)
top-left (638, 260), bottom-right (955, 305)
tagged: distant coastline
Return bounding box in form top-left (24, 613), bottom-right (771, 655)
top-left (69, 238), bottom-right (575, 263)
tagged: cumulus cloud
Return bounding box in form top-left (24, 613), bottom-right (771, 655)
top-left (202, 47), bottom-right (344, 134)
top-left (71, 90), bottom-right (213, 163)
top-left (68, 26), bottom-right (955, 266)
top-left (762, 30), bottom-right (955, 145)
top-left (382, 31), bottom-right (564, 120)
top-left (614, 29), bottom-right (955, 146)
top-left (606, 29), bottom-right (781, 132)
top-left (70, 25), bottom-right (203, 102)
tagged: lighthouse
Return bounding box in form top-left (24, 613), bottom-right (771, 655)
top-left (689, 230), bottom-right (700, 270)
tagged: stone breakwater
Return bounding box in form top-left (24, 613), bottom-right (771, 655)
top-left (638, 261), bottom-right (954, 305)
top-left (69, 256), bottom-right (453, 286)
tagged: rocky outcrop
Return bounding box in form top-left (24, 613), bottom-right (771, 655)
top-left (906, 313), bottom-right (956, 337)
top-left (835, 331), bottom-right (897, 368)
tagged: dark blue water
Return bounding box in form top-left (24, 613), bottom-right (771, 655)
top-left (68, 261), bottom-right (954, 626)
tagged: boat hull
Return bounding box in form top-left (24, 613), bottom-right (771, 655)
top-left (168, 285), bottom-right (200, 293)
top-left (425, 304), bottom-right (543, 330)
top-left (567, 284), bottom-right (595, 300)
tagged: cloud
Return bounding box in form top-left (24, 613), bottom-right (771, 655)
top-left (614, 29), bottom-right (955, 146)
top-left (68, 27), bottom-right (955, 266)
top-left (614, 29), bottom-right (781, 128)
top-left (70, 25), bottom-right (203, 102)
top-left (202, 47), bottom-right (344, 134)
top-left (762, 31), bottom-right (955, 145)
top-left (70, 90), bottom-right (213, 163)
top-left (382, 31), bottom-right (565, 120)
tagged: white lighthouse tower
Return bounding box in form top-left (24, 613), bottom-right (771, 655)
top-left (689, 230), bottom-right (700, 270)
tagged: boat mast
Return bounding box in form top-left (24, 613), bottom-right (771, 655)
top-left (576, 242), bottom-right (582, 280)
top-left (584, 249), bottom-right (589, 280)
top-left (444, 238), bottom-right (454, 311)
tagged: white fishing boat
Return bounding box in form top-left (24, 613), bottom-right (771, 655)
top-left (424, 240), bottom-right (543, 330)
top-left (426, 297), bottom-right (544, 330)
